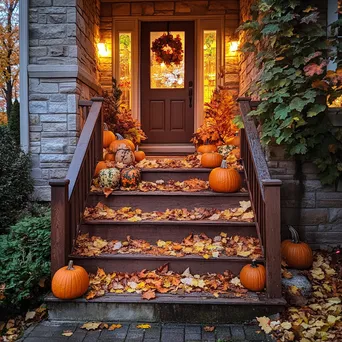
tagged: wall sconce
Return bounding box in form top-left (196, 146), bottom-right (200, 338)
top-left (97, 42), bottom-right (110, 57)
top-left (230, 41), bottom-right (239, 52)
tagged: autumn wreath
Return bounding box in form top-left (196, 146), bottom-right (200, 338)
top-left (151, 33), bottom-right (183, 66)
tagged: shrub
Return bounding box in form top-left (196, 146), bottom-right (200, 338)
top-left (8, 99), bottom-right (20, 145)
top-left (0, 126), bottom-right (33, 230)
top-left (0, 210), bottom-right (51, 313)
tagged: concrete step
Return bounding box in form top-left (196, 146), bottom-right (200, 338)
top-left (80, 220), bottom-right (258, 241)
top-left (86, 191), bottom-right (250, 211)
top-left (46, 292), bottom-right (286, 323)
top-left (69, 254), bottom-right (263, 275)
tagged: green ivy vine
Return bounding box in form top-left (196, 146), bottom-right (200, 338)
top-left (239, 0), bottom-right (342, 185)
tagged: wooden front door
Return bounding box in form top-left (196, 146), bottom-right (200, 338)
top-left (141, 21), bottom-right (195, 144)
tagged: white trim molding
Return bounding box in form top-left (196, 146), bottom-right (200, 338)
top-left (19, 0), bottom-right (29, 153)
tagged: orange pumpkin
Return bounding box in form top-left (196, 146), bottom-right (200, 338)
top-left (201, 152), bottom-right (223, 168)
top-left (209, 160), bottom-right (241, 192)
top-left (103, 127), bottom-right (116, 148)
top-left (281, 226), bottom-right (313, 269)
top-left (110, 134), bottom-right (135, 152)
top-left (52, 260), bottom-right (89, 299)
top-left (134, 146), bottom-right (146, 162)
top-left (240, 260), bottom-right (266, 291)
top-left (197, 144), bottom-right (217, 154)
top-left (105, 152), bottom-right (115, 162)
top-left (226, 135), bottom-right (240, 147)
top-left (94, 161), bottom-right (107, 176)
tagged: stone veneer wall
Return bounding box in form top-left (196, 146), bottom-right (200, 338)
top-left (99, 0), bottom-right (241, 96)
top-left (28, 0), bottom-right (101, 200)
top-left (239, 0), bottom-right (341, 249)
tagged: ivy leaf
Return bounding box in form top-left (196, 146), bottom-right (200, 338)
top-left (289, 97), bottom-right (308, 112)
top-left (307, 104), bottom-right (326, 117)
top-left (300, 12), bottom-right (319, 24)
top-left (274, 104), bottom-right (291, 120)
top-left (261, 24), bottom-right (280, 35)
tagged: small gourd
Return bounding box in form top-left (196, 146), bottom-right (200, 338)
top-left (226, 135), bottom-right (240, 147)
top-left (120, 166), bottom-right (141, 188)
top-left (134, 146), bottom-right (146, 162)
top-left (240, 260), bottom-right (266, 292)
top-left (115, 143), bottom-right (135, 165)
top-left (99, 167), bottom-right (120, 189)
top-left (281, 226), bottom-right (313, 269)
top-left (52, 260), bottom-right (89, 299)
top-left (201, 152), bottom-right (223, 168)
top-left (94, 161), bottom-right (107, 177)
top-left (209, 160), bottom-right (241, 193)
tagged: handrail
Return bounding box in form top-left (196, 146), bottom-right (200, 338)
top-left (50, 97), bottom-right (103, 275)
top-left (237, 97), bottom-right (282, 299)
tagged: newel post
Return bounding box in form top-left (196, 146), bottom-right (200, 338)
top-left (50, 179), bottom-right (70, 276)
top-left (262, 179), bottom-right (282, 299)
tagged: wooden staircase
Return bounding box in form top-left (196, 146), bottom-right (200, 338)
top-left (47, 98), bottom-right (285, 323)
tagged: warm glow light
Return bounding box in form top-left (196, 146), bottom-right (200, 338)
top-left (230, 41), bottom-right (239, 52)
top-left (97, 43), bottom-right (110, 57)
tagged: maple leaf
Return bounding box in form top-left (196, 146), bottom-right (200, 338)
top-left (136, 324), bottom-right (151, 329)
top-left (142, 290), bottom-right (156, 300)
top-left (109, 324), bottom-right (122, 331)
top-left (81, 322), bottom-right (102, 330)
top-left (257, 316), bottom-right (272, 334)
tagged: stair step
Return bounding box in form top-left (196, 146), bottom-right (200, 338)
top-left (87, 191), bottom-right (249, 210)
top-left (70, 254), bottom-right (263, 275)
top-left (46, 292), bottom-right (286, 323)
top-left (81, 220), bottom-right (258, 241)
top-left (140, 168), bottom-right (245, 182)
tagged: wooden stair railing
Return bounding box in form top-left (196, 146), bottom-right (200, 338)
top-left (50, 97), bottom-right (104, 275)
top-left (238, 97), bottom-right (282, 299)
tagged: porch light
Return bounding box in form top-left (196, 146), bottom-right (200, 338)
top-left (97, 42), bottom-right (110, 57)
top-left (230, 41), bottom-right (239, 52)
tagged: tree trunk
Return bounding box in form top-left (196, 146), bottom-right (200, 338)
top-left (6, 80), bottom-right (12, 120)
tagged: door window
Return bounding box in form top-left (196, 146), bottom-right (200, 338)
top-left (150, 31), bottom-right (185, 89)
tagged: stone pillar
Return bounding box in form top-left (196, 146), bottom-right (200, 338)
top-left (28, 0), bottom-right (101, 200)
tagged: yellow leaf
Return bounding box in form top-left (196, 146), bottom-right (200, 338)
top-left (109, 324), bottom-right (122, 331)
top-left (237, 250), bottom-right (252, 257)
top-left (281, 322), bottom-right (292, 330)
top-left (136, 324), bottom-right (151, 329)
top-left (25, 311), bottom-right (36, 321)
top-left (327, 315), bottom-right (340, 324)
top-left (128, 215), bottom-right (142, 222)
top-left (328, 297), bottom-right (341, 304)
top-left (62, 330), bottom-right (73, 337)
top-left (81, 322), bottom-right (102, 330)
top-left (239, 200), bottom-right (251, 212)
top-left (313, 291), bottom-right (324, 298)
top-left (256, 316), bottom-right (272, 334)
top-left (203, 254), bottom-right (210, 259)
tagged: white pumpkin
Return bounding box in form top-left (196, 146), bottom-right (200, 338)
top-left (115, 143), bottom-right (135, 165)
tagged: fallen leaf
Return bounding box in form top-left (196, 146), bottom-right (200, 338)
top-left (257, 316), bottom-right (272, 334)
top-left (62, 330), bottom-right (73, 337)
top-left (109, 324), bottom-right (122, 331)
top-left (136, 324), bottom-right (151, 329)
top-left (81, 322), bottom-right (102, 330)
top-left (203, 326), bottom-right (215, 332)
top-left (142, 290), bottom-right (156, 300)
top-left (25, 311), bottom-right (36, 321)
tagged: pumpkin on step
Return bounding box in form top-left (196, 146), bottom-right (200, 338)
top-left (105, 152), bottom-right (115, 162)
top-left (226, 135), bottom-right (240, 147)
top-left (115, 144), bottom-right (135, 165)
top-left (281, 226), bottom-right (313, 269)
top-left (110, 134), bottom-right (135, 152)
top-left (197, 144), bottom-right (217, 154)
top-left (99, 167), bottom-right (120, 189)
top-left (209, 160), bottom-right (241, 192)
top-left (240, 260), bottom-right (266, 292)
top-left (134, 146), bottom-right (146, 162)
top-left (120, 166), bottom-right (141, 188)
top-left (201, 152), bottom-right (223, 168)
top-left (103, 124), bottom-right (116, 148)
top-left (52, 260), bottom-right (89, 299)
top-left (94, 161), bottom-right (107, 177)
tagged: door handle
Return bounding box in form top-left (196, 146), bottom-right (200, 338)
top-left (189, 81), bottom-right (193, 108)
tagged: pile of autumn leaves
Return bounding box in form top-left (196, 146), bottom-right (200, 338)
top-left (257, 252), bottom-right (342, 342)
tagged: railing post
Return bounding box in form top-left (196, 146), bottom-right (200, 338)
top-left (262, 179), bottom-right (282, 299)
top-left (50, 179), bottom-right (70, 276)
top-left (91, 97), bottom-right (104, 162)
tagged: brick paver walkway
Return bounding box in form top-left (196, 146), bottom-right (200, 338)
top-left (20, 321), bottom-right (274, 342)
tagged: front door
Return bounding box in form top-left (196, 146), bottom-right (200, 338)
top-left (141, 21), bottom-right (195, 144)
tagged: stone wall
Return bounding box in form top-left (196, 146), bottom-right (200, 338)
top-left (28, 0), bottom-right (101, 200)
top-left (99, 0), bottom-right (240, 95)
